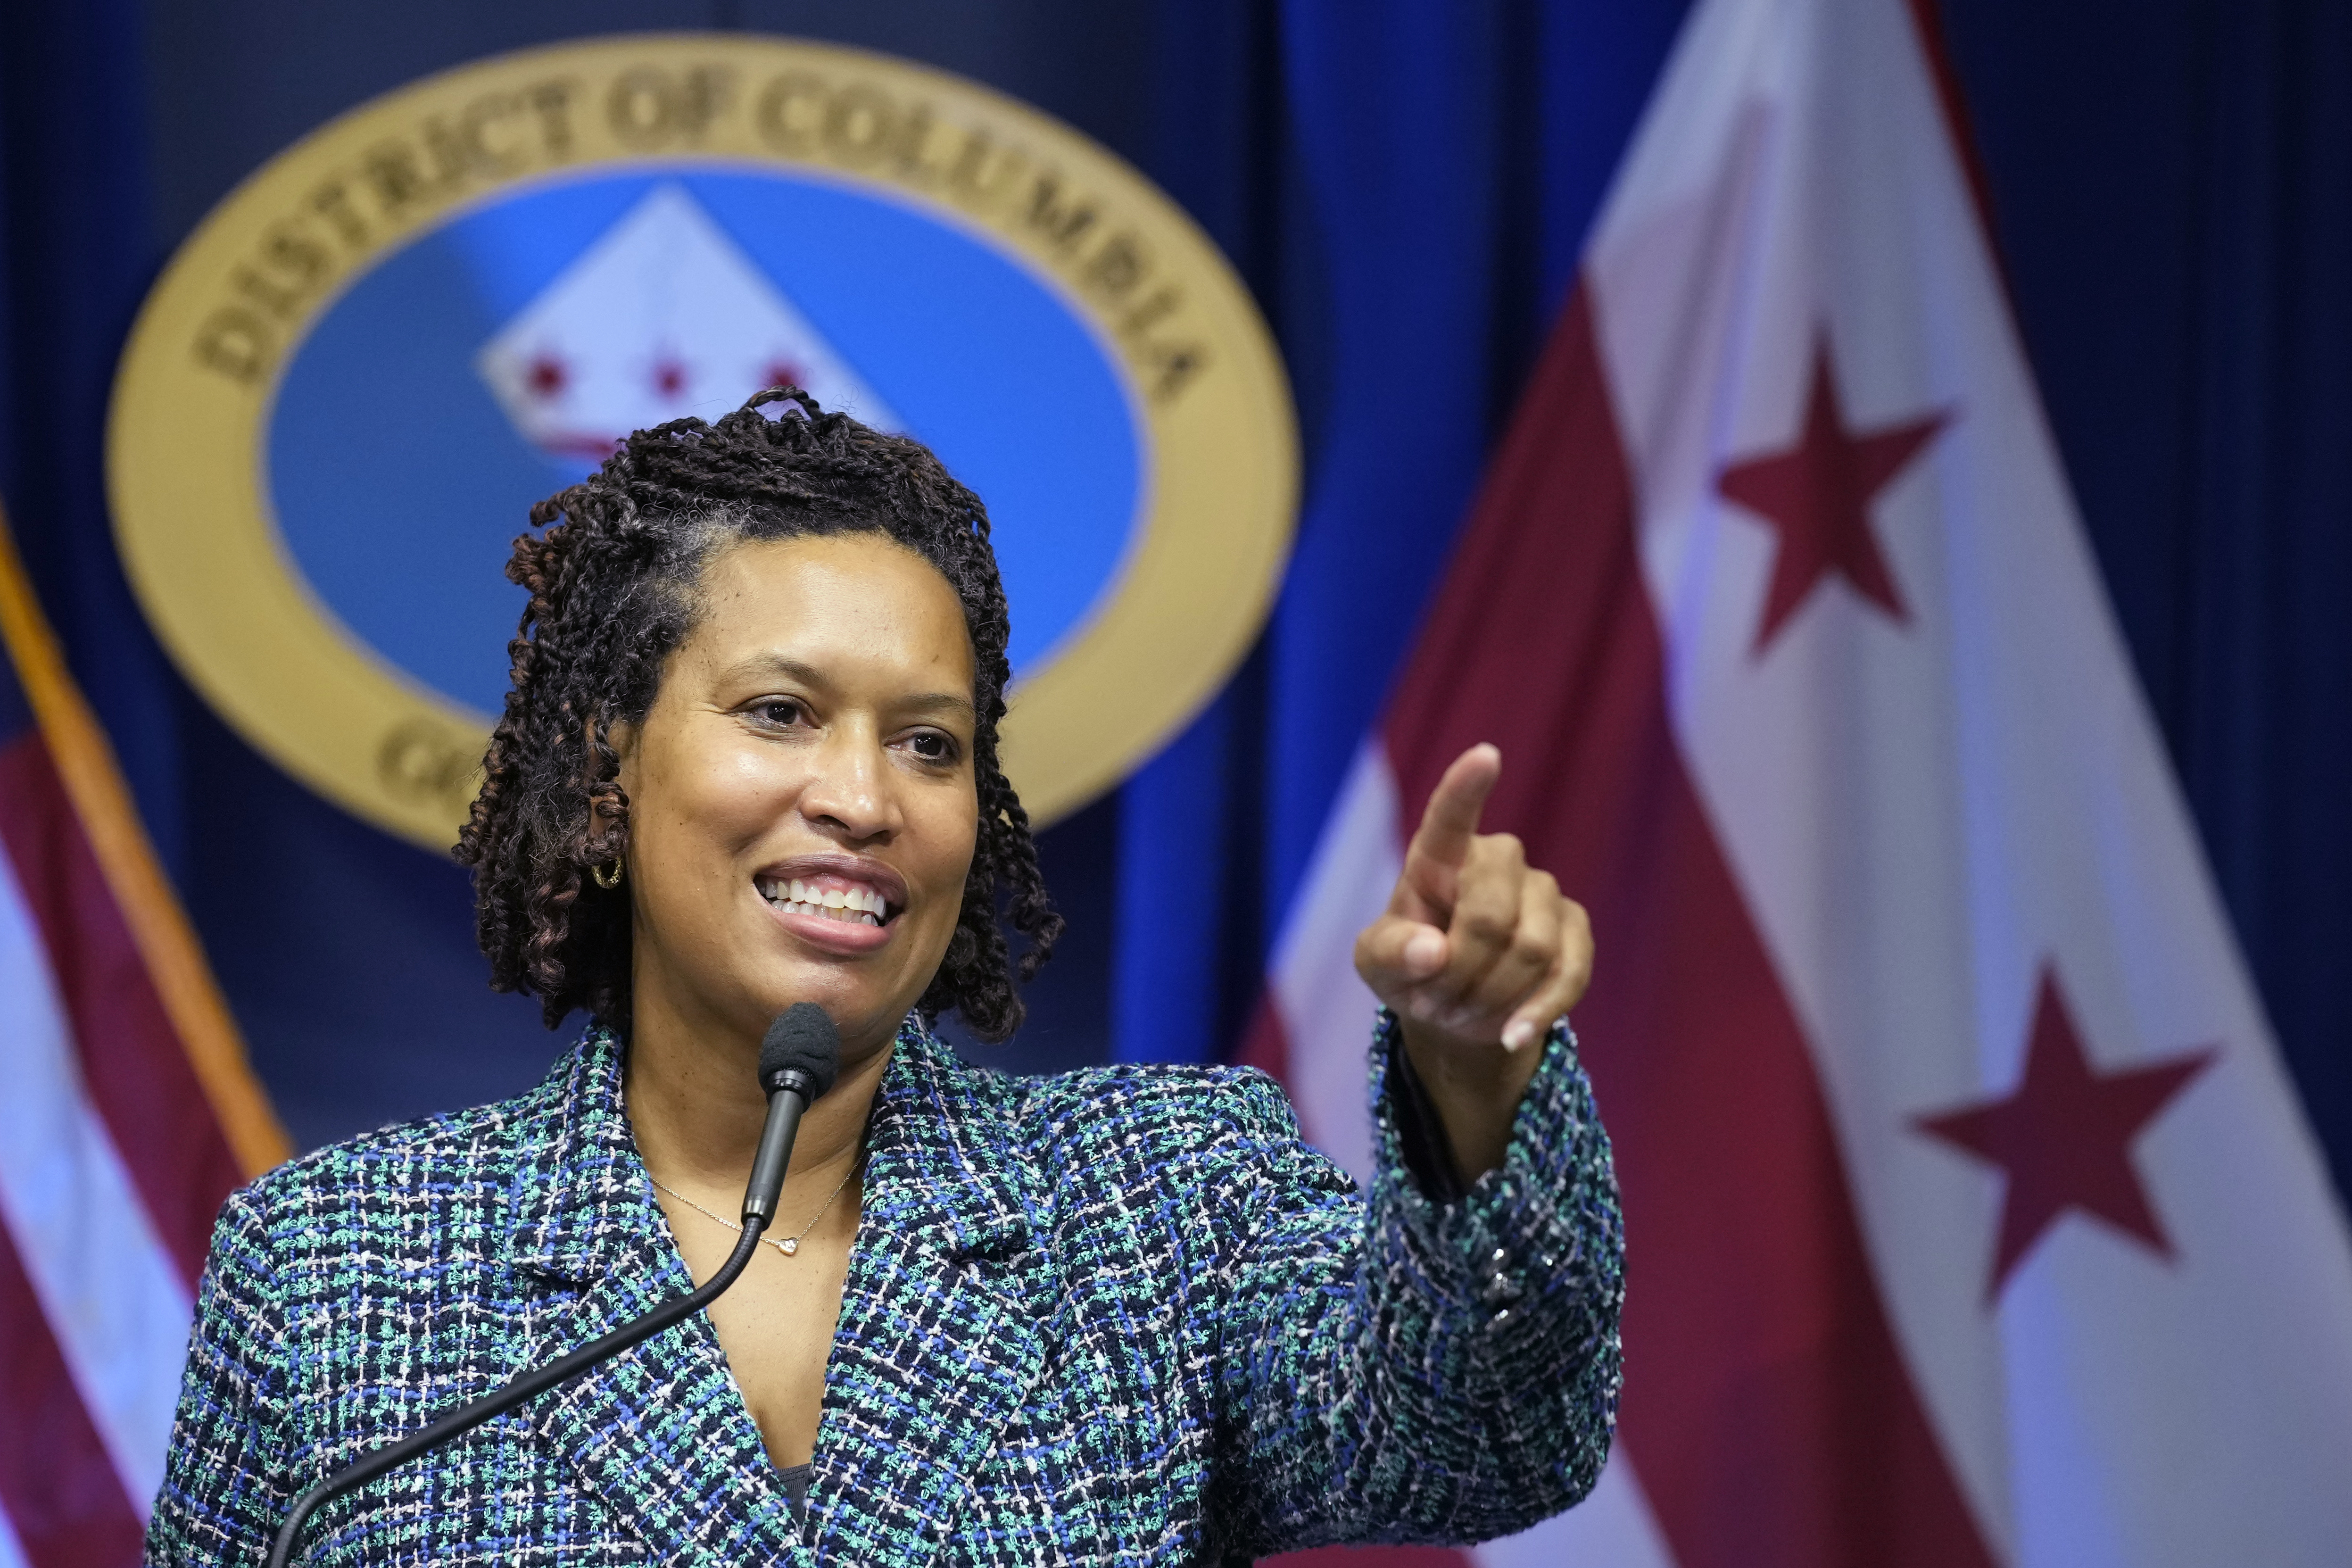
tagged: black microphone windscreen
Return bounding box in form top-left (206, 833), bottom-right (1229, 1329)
top-left (759, 1003), bottom-right (841, 1099)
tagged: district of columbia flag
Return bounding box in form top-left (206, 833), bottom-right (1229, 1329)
top-left (0, 506), bottom-right (287, 1567)
top-left (1256, 0), bottom-right (2352, 1563)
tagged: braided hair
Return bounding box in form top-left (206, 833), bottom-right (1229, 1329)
top-left (455, 388), bottom-right (1060, 1041)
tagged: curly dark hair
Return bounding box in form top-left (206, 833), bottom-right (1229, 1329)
top-left (454, 387), bottom-right (1060, 1041)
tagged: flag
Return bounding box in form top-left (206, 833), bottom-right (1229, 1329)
top-left (0, 509), bottom-right (285, 1566)
top-left (1255, 0), bottom-right (2352, 1563)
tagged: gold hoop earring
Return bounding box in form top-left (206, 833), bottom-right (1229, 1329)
top-left (592, 858), bottom-right (624, 890)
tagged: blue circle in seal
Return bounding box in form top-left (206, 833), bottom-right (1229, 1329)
top-left (266, 170), bottom-right (1143, 716)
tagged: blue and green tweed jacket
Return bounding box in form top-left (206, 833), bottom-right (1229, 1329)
top-left (146, 1011), bottom-right (1623, 1566)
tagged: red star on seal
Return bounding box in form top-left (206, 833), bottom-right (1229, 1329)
top-left (1716, 336), bottom-right (1948, 653)
top-left (1915, 967), bottom-right (2215, 1302)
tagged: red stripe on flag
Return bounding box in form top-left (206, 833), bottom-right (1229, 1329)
top-left (0, 1221), bottom-right (146, 1568)
top-left (1381, 287), bottom-right (1995, 1567)
top-left (0, 732), bottom-right (238, 1288)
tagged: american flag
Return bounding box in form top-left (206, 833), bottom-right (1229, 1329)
top-left (0, 511), bottom-right (283, 1566)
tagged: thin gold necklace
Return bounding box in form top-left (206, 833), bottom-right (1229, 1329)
top-left (649, 1160), bottom-right (859, 1258)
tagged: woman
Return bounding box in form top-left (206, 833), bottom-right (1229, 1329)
top-left (147, 391), bottom-right (1623, 1565)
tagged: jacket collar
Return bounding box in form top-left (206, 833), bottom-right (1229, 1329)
top-left (506, 1026), bottom-right (646, 1283)
top-left (501, 1029), bottom-right (794, 1562)
top-left (501, 1017), bottom-right (1057, 1563)
top-left (505, 1016), bottom-right (1038, 1281)
top-left (855, 1015), bottom-right (1035, 1265)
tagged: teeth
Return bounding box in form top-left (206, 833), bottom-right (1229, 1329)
top-left (760, 876), bottom-right (891, 924)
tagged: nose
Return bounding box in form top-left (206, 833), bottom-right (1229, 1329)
top-left (795, 726), bottom-right (898, 844)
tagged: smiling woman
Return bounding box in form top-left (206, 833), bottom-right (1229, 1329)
top-left (143, 391), bottom-right (1627, 1566)
top-left (456, 389), bottom-right (1057, 1048)
top-left (609, 539), bottom-right (992, 1043)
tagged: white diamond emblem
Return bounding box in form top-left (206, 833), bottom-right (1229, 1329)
top-left (476, 183), bottom-right (902, 463)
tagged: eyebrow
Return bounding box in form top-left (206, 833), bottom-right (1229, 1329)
top-left (729, 654), bottom-right (977, 722)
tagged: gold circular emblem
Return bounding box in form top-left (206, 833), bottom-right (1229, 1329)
top-left (108, 33), bottom-right (1296, 848)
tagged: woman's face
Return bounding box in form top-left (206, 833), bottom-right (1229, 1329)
top-left (613, 532), bottom-right (980, 1061)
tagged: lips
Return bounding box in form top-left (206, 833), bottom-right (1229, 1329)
top-left (753, 855), bottom-right (907, 952)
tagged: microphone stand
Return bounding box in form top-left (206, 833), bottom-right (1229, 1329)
top-left (265, 1034), bottom-right (831, 1568)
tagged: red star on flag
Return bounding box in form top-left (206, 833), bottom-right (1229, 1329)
top-left (1716, 335), bottom-right (1948, 653)
top-left (1916, 967), bottom-right (2215, 1302)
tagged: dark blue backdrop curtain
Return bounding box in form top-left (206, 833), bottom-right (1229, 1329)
top-left (1, 0), bottom-right (2345, 1200)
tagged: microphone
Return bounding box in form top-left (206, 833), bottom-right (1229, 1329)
top-left (265, 1005), bottom-right (842, 1568)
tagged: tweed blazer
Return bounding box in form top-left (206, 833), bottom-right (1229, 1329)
top-left (146, 1011), bottom-right (1623, 1566)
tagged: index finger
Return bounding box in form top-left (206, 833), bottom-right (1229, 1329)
top-left (1408, 743), bottom-right (1502, 876)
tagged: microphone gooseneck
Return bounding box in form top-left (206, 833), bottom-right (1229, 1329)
top-left (265, 1007), bottom-right (843, 1568)
top-left (745, 1003), bottom-right (843, 1224)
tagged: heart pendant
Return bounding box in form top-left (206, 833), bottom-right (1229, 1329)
top-left (780, 1236), bottom-right (799, 1256)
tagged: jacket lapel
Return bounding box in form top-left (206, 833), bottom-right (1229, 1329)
top-left (809, 1020), bottom-right (1060, 1563)
top-left (506, 1032), bottom-right (803, 1565)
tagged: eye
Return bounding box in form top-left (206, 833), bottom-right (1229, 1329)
top-left (905, 729), bottom-right (960, 764)
top-left (748, 697), bottom-right (809, 729)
